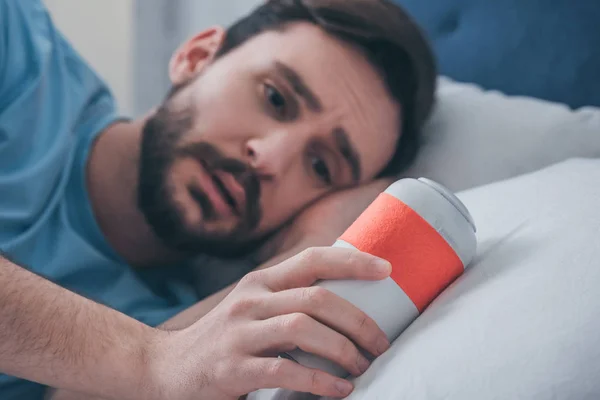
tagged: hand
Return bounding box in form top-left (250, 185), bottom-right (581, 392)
top-left (148, 246), bottom-right (392, 400)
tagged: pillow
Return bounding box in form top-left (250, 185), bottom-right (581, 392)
top-left (402, 77), bottom-right (600, 192)
top-left (392, 0), bottom-right (600, 109)
top-left (251, 157), bottom-right (600, 400)
top-left (331, 158), bottom-right (600, 400)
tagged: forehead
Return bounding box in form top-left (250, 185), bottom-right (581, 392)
top-left (219, 22), bottom-right (402, 180)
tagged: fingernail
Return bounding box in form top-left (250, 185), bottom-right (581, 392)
top-left (377, 336), bottom-right (390, 355)
top-left (335, 380), bottom-right (353, 396)
top-left (375, 258), bottom-right (392, 274)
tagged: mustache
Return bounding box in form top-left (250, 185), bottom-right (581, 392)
top-left (177, 142), bottom-right (262, 228)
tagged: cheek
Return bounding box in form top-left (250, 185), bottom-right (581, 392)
top-left (187, 73), bottom-right (262, 141)
top-left (177, 104), bottom-right (254, 152)
top-left (257, 175), bottom-right (326, 232)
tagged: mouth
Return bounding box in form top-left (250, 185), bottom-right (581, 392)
top-left (210, 173), bottom-right (240, 215)
top-left (196, 159), bottom-right (247, 217)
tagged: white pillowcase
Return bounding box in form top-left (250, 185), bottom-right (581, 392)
top-left (403, 77), bottom-right (600, 191)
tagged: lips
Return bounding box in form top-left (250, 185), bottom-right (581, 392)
top-left (198, 160), bottom-right (247, 216)
top-left (210, 173), bottom-right (240, 215)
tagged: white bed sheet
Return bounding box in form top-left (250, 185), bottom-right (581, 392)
top-left (251, 157), bottom-right (600, 400)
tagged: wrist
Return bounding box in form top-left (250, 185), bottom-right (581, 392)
top-left (132, 327), bottom-right (170, 400)
top-left (141, 328), bottom-right (221, 400)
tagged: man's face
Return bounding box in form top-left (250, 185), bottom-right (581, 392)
top-left (138, 22), bottom-right (401, 257)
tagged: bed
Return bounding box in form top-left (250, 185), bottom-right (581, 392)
top-left (249, 0), bottom-right (600, 398)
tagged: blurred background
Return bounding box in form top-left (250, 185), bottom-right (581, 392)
top-left (43, 0), bottom-right (261, 117)
top-left (42, 0), bottom-right (600, 119)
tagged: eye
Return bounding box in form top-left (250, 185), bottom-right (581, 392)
top-left (264, 84), bottom-right (287, 117)
top-left (311, 155), bottom-right (332, 185)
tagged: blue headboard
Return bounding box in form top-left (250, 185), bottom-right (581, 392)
top-left (394, 0), bottom-right (600, 109)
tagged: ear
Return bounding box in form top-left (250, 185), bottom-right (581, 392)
top-left (168, 26), bottom-right (226, 86)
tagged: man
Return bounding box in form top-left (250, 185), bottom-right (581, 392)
top-left (0, 0), bottom-right (436, 398)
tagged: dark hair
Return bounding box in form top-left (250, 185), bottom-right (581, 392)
top-left (215, 0), bottom-right (437, 177)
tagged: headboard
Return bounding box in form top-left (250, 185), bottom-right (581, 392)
top-left (393, 0), bottom-right (600, 109)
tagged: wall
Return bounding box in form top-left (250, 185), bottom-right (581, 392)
top-left (43, 0), bottom-right (135, 115)
top-left (134, 0), bottom-right (262, 116)
top-left (178, 0), bottom-right (261, 39)
top-left (41, 1), bottom-right (265, 116)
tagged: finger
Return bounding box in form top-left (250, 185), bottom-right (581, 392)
top-left (243, 357), bottom-right (354, 398)
top-left (246, 313), bottom-right (370, 377)
top-left (254, 287), bottom-right (389, 357)
top-left (261, 247), bottom-right (391, 292)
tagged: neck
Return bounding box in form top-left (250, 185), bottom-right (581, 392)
top-left (87, 119), bottom-right (185, 267)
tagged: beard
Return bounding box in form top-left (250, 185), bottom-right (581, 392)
top-left (137, 92), bottom-right (266, 259)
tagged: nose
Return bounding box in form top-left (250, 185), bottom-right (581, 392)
top-left (245, 131), bottom-right (302, 181)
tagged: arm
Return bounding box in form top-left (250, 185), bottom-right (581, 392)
top-left (0, 255), bottom-right (161, 400)
top-left (47, 178), bottom-right (393, 400)
top-left (48, 246), bottom-right (392, 400)
top-left (0, 2), bottom-right (162, 398)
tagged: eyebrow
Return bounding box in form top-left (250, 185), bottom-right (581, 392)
top-left (333, 127), bottom-right (362, 183)
top-left (274, 61), bottom-right (323, 113)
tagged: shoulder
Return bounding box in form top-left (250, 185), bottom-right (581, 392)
top-left (0, 0), bottom-right (65, 108)
top-left (0, 0), bottom-right (48, 28)
top-left (0, 0), bottom-right (119, 236)
top-left (0, 0), bottom-right (118, 155)
top-left (0, 0), bottom-right (51, 53)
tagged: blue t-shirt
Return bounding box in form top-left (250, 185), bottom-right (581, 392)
top-left (0, 1), bottom-right (198, 398)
